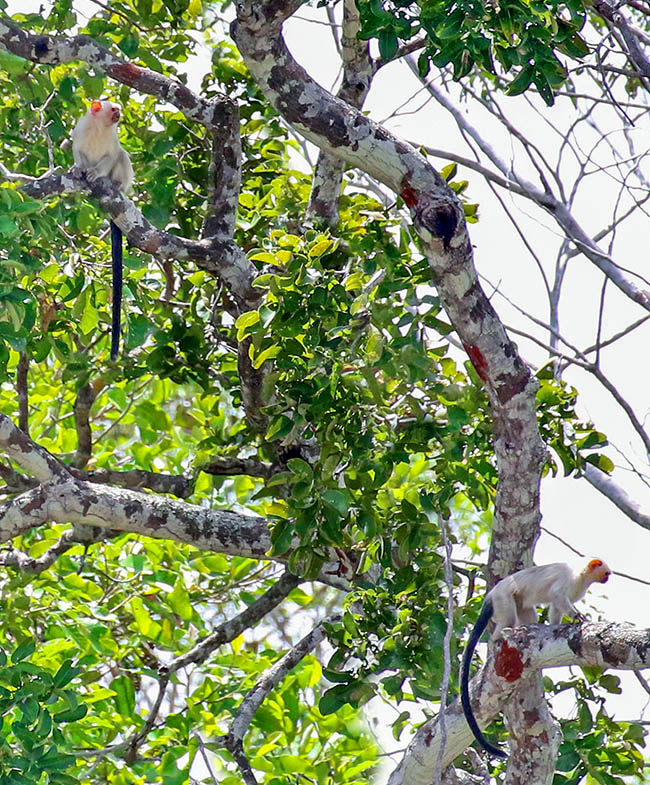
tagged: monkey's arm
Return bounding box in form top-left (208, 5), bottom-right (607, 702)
top-left (111, 148), bottom-right (134, 192)
top-left (79, 152), bottom-right (122, 182)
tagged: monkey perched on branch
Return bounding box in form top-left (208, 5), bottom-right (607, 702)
top-left (461, 559), bottom-right (611, 758)
top-left (72, 100), bottom-right (133, 361)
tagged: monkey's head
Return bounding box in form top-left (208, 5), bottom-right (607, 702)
top-left (587, 558), bottom-right (611, 584)
top-left (90, 100), bottom-right (121, 126)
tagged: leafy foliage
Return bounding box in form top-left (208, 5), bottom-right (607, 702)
top-left (355, 0), bottom-right (592, 104)
top-left (549, 669), bottom-right (646, 785)
top-left (0, 640), bottom-right (80, 785)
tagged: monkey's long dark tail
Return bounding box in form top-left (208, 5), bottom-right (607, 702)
top-left (110, 220), bottom-right (123, 361)
top-left (460, 597), bottom-right (507, 758)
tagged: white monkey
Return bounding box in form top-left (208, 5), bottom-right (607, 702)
top-left (72, 100), bottom-right (133, 360)
top-left (461, 559), bottom-right (611, 758)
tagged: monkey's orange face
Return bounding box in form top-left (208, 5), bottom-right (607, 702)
top-left (588, 558), bottom-right (611, 583)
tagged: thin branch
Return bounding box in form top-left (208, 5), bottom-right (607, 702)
top-left (71, 383), bottom-right (97, 470)
top-left (0, 528), bottom-right (92, 573)
top-left (192, 735), bottom-right (219, 785)
top-left (541, 524), bottom-right (650, 586)
top-left (199, 457), bottom-right (272, 480)
top-left (634, 670), bottom-right (650, 696)
top-left (229, 613), bottom-right (340, 740)
top-left (584, 464), bottom-right (650, 530)
top-left (72, 467), bottom-right (195, 499)
top-left (16, 354), bottom-right (28, 434)
top-left (164, 570), bottom-right (302, 674)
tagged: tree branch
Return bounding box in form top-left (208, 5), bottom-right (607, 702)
top-left (584, 464), bottom-right (650, 529)
top-left (228, 613), bottom-right (339, 740)
top-left (19, 169), bottom-right (259, 309)
top-left (306, 0), bottom-right (372, 226)
top-left (232, 0), bottom-right (546, 585)
top-left (165, 570), bottom-right (302, 674)
top-left (388, 621), bottom-right (650, 784)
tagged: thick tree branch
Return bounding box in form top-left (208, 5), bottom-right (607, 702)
top-left (0, 476), bottom-right (271, 557)
top-left (19, 169), bottom-right (259, 309)
top-left (388, 621), bottom-right (650, 784)
top-left (0, 413), bottom-right (69, 482)
top-left (0, 16), bottom-right (227, 128)
top-left (584, 464), bottom-right (650, 529)
top-left (306, 0), bottom-right (372, 226)
top-left (202, 98), bottom-right (242, 241)
top-left (232, 1), bottom-right (546, 581)
top-left (0, 415), bottom-right (354, 588)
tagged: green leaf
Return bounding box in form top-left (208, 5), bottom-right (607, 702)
top-left (54, 660), bottom-right (81, 689)
top-left (0, 215), bottom-right (19, 237)
top-left (287, 458), bottom-right (312, 477)
top-left (585, 454), bottom-right (614, 473)
top-left (319, 684), bottom-right (351, 715)
top-left (235, 310), bottom-right (260, 340)
top-left (507, 64), bottom-right (536, 96)
top-left (52, 704), bottom-right (87, 723)
top-left (110, 675), bottom-right (135, 718)
top-left (11, 640), bottom-right (35, 663)
top-left (168, 580), bottom-right (193, 621)
top-left (251, 344), bottom-right (281, 368)
top-left (322, 489), bottom-right (351, 517)
top-left (265, 415), bottom-right (293, 441)
top-left (378, 29), bottom-right (398, 61)
top-left (440, 163), bottom-right (458, 181)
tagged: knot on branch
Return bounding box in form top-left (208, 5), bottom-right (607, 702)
top-left (415, 198), bottom-right (460, 251)
top-left (33, 36), bottom-right (55, 62)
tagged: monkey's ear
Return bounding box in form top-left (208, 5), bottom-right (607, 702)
top-left (91, 100), bottom-right (102, 114)
top-left (588, 559), bottom-right (603, 570)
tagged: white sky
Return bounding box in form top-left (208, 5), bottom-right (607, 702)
top-left (7, 2), bottom-right (650, 782)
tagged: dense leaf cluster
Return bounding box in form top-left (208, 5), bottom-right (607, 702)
top-left (355, 0), bottom-right (591, 104)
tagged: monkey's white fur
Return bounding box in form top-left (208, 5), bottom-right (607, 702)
top-left (72, 100), bottom-right (133, 190)
top-left (489, 559), bottom-right (611, 637)
top-left (72, 100), bottom-right (133, 360)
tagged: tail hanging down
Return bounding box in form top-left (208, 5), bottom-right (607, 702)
top-left (110, 220), bottom-right (123, 361)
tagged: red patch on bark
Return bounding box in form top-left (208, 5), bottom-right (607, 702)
top-left (400, 186), bottom-right (418, 208)
top-left (464, 344), bottom-right (489, 382)
top-left (494, 640), bottom-right (524, 682)
top-left (111, 63), bottom-right (142, 85)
